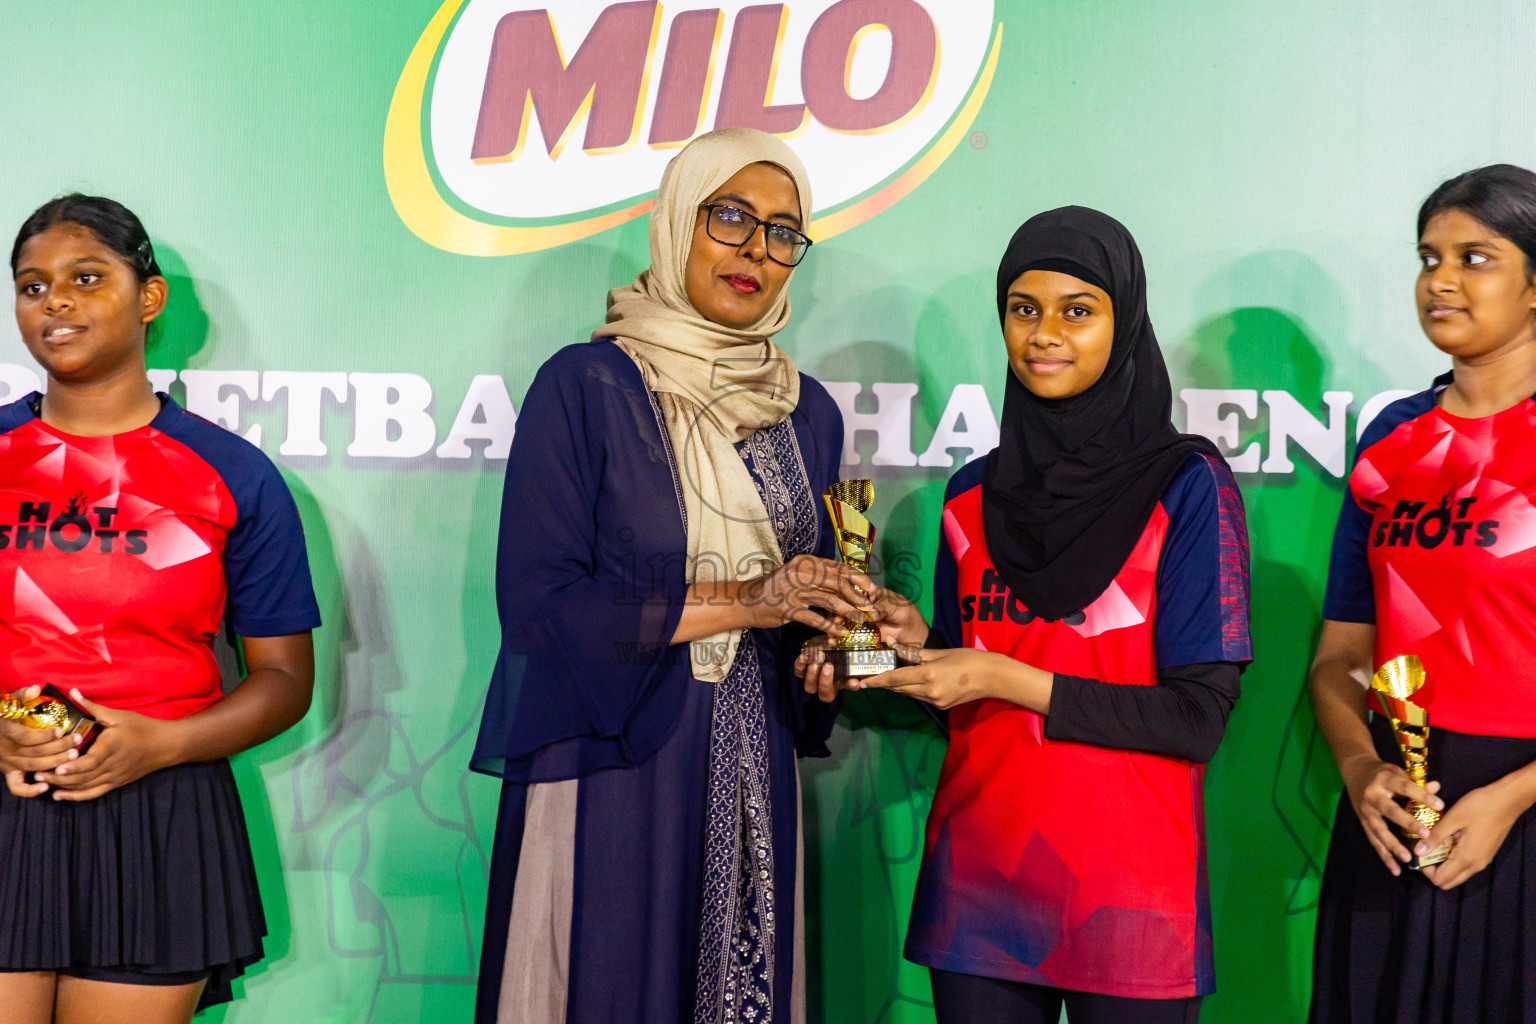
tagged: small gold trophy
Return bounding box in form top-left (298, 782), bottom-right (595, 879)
top-left (1370, 655), bottom-right (1452, 869)
top-left (823, 479), bottom-right (898, 680)
top-left (0, 684), bottom-right (98, 750)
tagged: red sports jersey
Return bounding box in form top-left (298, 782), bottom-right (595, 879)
top-left (1330, 383), bottom-right (1536, 735)
top-left (904, 454), bottom-right (1250, 1000)
top-left (0, 395), bottom-right (321, 721)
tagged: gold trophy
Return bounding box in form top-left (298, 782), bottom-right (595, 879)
top-left (1370, 655), bottom-right (1452, 869)
top-left (822, 480), bottom-right (898, 680)
top-left (0, 684), bottom-right (98, 750)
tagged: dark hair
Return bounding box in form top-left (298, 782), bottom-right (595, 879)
top-left (10, 194), bottom-right (162, 282)
top-left (1418, 164), bottom-right (1536, 274)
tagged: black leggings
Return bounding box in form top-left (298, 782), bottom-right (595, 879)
top-left (931, 969), bottom-right (1202, 1024)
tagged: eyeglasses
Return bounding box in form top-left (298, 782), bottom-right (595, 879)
top-left (698, 203), bottom-right (812, 267)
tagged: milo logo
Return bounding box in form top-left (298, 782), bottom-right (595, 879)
top-left (385, 0), bottom-right (1001, 255)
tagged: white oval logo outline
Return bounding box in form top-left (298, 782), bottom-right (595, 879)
top-left (384, 0), bottom-right (1003, 256)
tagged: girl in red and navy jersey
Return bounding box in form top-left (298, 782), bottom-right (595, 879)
top-left (1310, 165), bottom-right (1536, 1023)
top-left (0, 196), bottom-right (320, 1023)
top-left (801, 207), bottom-right (1251, 1024)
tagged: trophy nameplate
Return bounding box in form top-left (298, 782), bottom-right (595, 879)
top-left (1371, 655), bottom-right (1452, 870)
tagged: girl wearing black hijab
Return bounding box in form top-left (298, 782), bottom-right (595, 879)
top-left (806, 207), bottom-right (1252, 1022)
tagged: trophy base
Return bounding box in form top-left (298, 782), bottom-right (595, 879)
top-left (39, 684), bottom-right (98, 751)
top-left (828, 646), bottom-right (899, 681)
top-left (1403, 836), bottom-right (1453, 870)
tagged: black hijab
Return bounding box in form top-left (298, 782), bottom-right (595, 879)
top-left (980, 206), bottom-right (1221, 621)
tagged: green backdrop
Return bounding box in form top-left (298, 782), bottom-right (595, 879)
top-left (4, 2), bottom-right (1531, 1021)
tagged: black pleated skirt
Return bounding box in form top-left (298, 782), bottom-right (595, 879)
top-left (1309, 716), bottom-right (1536, 1023)
top-left (0, 759), bottom-right (267, 1010)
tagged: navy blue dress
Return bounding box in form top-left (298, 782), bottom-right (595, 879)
top-left (472, 339), bottom-right (843, 1023)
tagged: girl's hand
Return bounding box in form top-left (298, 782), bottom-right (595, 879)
top-left (0, 686), bottom-right (84, 785)
top-left (1339, 753), bottom-right (1443, 876)
top-left (865, 587), bottom-right (929, 649)
top-left (6, 769), bottom-right (52, 798)
top-left (1419, 780), bottom-right (1530, 890)
top-left (851, 647), bottom-right (1022, 710)
top-left (743, 555), bottom-right (875, 633)
top-left (37, 689), bottom-right (183, 802)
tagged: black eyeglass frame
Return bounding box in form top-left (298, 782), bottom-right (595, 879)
top-left (697, 203), bottom-right (813, 267)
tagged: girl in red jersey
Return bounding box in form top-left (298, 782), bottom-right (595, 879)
top-left (1309, 165), bottom-right (1536, 1023)
top-left (801, 207), bottom-right (1251, 1023)
top-left (0, 196), bottom-right (320, 1024)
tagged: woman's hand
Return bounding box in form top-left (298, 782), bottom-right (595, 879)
top-left (1338, 752), bottom-right (1443, 876)
top-left (795, 635), bottom-right (843, 703)
top-left (741, 555), bottom-right (876, 633)
top-left (36, 689), bottom-right (183, 802)
top-left (852, 647), bottom-right (1049, 711)
top-left (1419, 778), bottom-right (1532, 890)
top-left (0, 687), bottom-right (84, 794)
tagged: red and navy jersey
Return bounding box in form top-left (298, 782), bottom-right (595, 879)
top-left (1325, 373), bottom-right (1536, 736)
top-left (904, 452), bottom-right (1250, 999)
top-left (0, 393), bottom-right (321, 721)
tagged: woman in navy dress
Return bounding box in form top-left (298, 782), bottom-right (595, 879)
top-left (471, 128), bottom-right (865, 1024)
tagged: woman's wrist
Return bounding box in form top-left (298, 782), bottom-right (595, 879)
top-left (675, 580), bottom-right (760, 643)
top-left (721, 579), bottom-right (763, 629)
top-left (1339, 749), bottom-right (1385, 773)
top-left (1485, 760), bottom-right (1536, 816)
top-left (1333, 741), bottom-right (1391, 788)
top-left (1312, 687), bottom-right (1382, 778)
top-left (152, 715), bottom-right (189, 770)
top-left (989, 656), bottom-right (1053, 712)
top-left (1336, 752), bottom-right (1388, 802)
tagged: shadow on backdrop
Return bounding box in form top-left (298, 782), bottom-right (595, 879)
top-left (1174, 251), bottom-right (1370, 1022)
top-left (799, 334), bottom-right (946, 1024)
top-left (144, 245), bottom-right (211, 371)
top-left (209, 473), bottom-right (342, 1019)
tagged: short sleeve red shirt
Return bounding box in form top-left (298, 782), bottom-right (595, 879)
top-left (0, 395), bottom-right (321, 720)
top-left (904, 454), bottom-right (1250, 1000)
top-left (1328, 381), bottom-right (1536, 735)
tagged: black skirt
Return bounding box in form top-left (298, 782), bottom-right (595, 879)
top-left (1309, 716), bottom-right (1536, 1023)
top-left (0, 758), bottom-right (267, 1010)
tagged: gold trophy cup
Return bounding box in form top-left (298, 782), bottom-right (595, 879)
top-left (1370, 655), bottom-right (1452, 869)
top-left (0, 684), bottom-right (98, 751)
top-left (822, 480), bottom-right (898, 681)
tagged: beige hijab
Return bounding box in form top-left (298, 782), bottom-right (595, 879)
top-left (596, 127), bottom-right (813, 682)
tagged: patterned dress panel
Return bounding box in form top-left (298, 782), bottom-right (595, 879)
top-left (694, 419), bottom-right (818, 1024)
